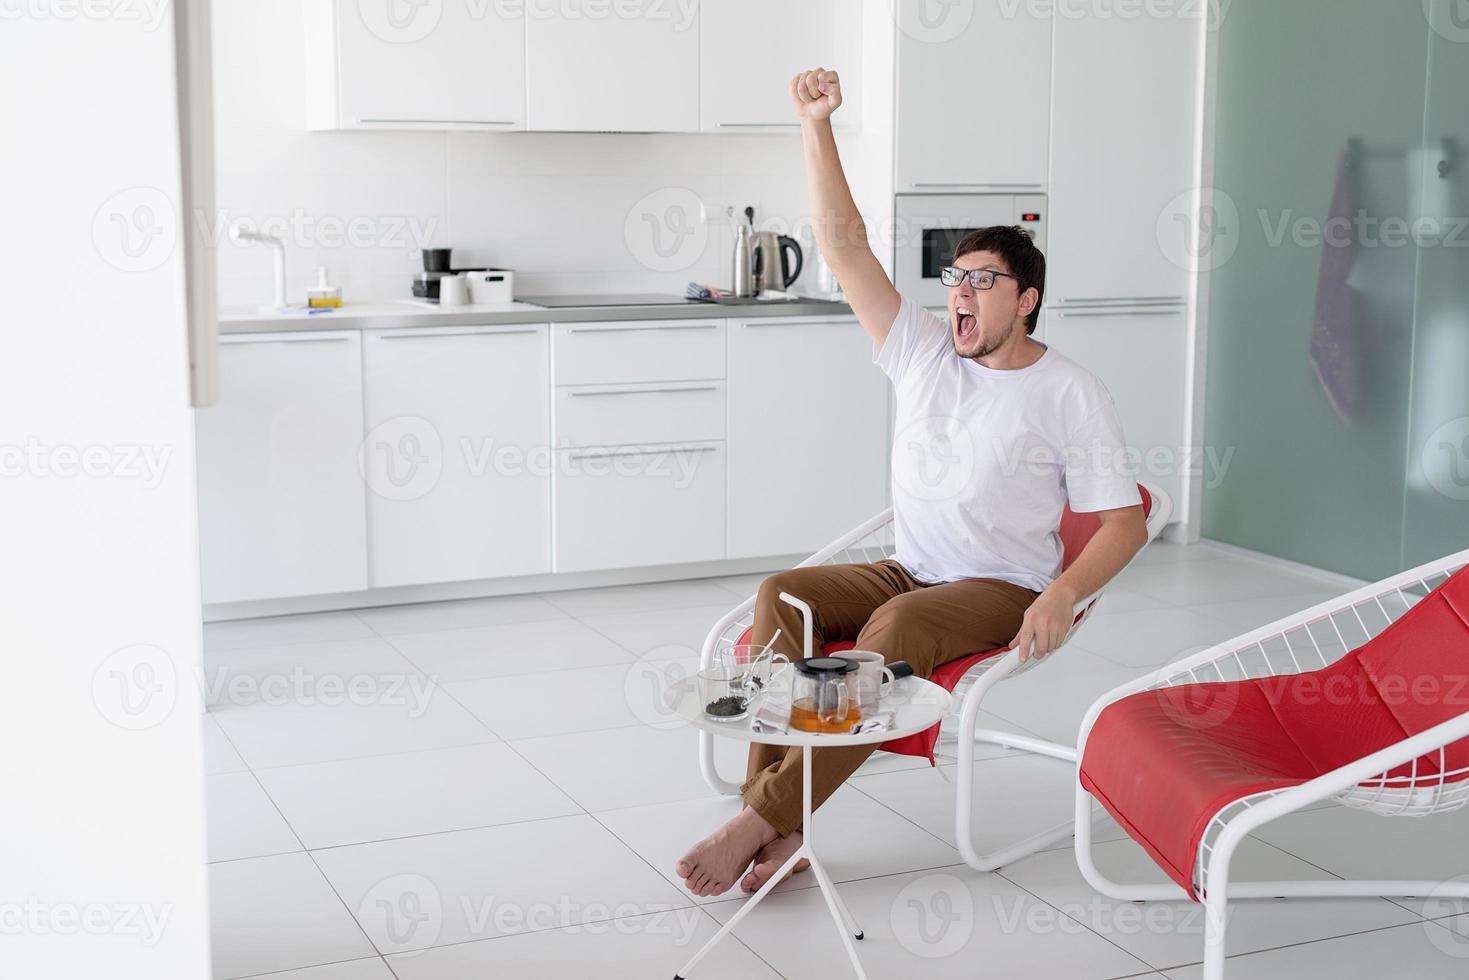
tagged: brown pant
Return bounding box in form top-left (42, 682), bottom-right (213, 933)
top-left (741, 559), bottom-right (1038, 837)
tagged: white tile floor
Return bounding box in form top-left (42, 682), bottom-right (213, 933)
top-left (203, 544), bottom-right (1469, 979)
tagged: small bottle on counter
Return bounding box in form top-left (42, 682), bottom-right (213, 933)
top-left (307, 266), bottom-right (343, 309)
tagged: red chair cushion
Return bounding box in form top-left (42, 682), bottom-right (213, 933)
top-left (1080, 565), bottom-right (1469, 899)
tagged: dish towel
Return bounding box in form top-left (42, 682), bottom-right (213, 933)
top-left (851, 710), bottom-right (895, 735)
top-left (1310, 146), bottom-right (1365, 423)
top-left (749, 701), bottom-right (791, 735)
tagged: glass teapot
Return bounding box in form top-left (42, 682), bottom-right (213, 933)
top-left (789, 657), bottom-right (862, 734)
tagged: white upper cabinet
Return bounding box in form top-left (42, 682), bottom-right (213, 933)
top-left (895, 0), bottom-right (1053, 191)
top-left (525, 1), bottom-right (700, 132)
top-left (699, 0), bottom-right (860, 132)
top-left (306, 0), bottom-right (526, 130)
top-left (1047, 12), bottom-right (1203, 304)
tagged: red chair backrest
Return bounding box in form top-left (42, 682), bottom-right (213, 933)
top-left (1058, 484), bottom-right (1153, 572)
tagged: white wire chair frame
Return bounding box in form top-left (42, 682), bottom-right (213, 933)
top-left (1073, 546), bottom-right (1469, 980)
top-left (696, 482), bottom-right (1174, 872)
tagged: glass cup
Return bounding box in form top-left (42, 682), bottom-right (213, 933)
top-left (698, 666), bottom-right (752, 722)
top-left (718, 642), bottom-right (792, 698)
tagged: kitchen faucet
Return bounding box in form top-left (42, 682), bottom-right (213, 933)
top-left (229, 224), bottom-right (288, 310)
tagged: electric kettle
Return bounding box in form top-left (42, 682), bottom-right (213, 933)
top-left (752, 231), bottom-right (804, 293)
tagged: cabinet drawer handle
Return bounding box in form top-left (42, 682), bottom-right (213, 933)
top-left (378, 328), bottom-right (540, 339)
top-left (1056, 310), bottom-right (1180, 319)
top-left (740, 319), bottom-right (851, 328)
top-left (566, 323), bottom-right (718, 334)
top-left (568, 385), bottom-right (719, 397)
top-left (1055, 296), bottom-right (1183, 306)
top-left (565, 445), bottom-right (720, 461)
top-left (909, 182), bottom-right (1044, 190)
top-left (358, 118), bottom-right (518, 126)
top-left (223, 335), bottom-right (352, 345)
top-left (715, 122), bottom-right (801, 128)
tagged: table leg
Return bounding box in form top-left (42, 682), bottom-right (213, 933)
top-left (673, 845), bottom-right (806, 979)
top-left (674, 744), bottom-right (869, 979)
top-left (802, 746), bottom-right (868, 979)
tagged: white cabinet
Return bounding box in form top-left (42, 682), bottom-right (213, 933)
top-left (1047, 13), bottom-right (1202, 305)
top-left (895, 0), bottom-right (1052, 191)
top-left (526, 2), bottom-right (699, 132)
top-left (727, 317), bottom-right (889, 558)
top-left (699, 0), bottom-right (860, 132)
top-left (553, 381), bottom-right (726, 449)
top-left (362, 326), bottom-right (551, 588)
top-left (550, 317), bottom-right (727, 573)
top-left (195, 332), bottom-right (368, 604)
top-left (1045, 307), bottom-right (1188, 512)
top-left (551, 320), bottom-right (724, 386)
top-left (305, 0), bottom-right (526, 130)
top-left (553, 442), bottom-right (727, 572)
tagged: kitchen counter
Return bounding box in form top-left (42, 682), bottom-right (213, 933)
top-left (219, 297), bottom-right (852, 334)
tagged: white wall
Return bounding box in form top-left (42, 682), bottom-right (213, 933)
top-left (1, 10), bottom-right (211, 980)
top-left (212, 0), bottom-right (870, 306)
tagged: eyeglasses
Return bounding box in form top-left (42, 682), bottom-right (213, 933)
top-left (940, 266), bottom-right (1018, 290)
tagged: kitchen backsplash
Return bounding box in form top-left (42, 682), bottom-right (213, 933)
top-left (212, 0), bottom-right (817, 307)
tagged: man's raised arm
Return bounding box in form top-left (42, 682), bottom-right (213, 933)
top-left (793, 68), bottom-right (901, 347)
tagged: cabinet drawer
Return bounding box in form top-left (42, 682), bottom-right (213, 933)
top-left (553, 381), bottom-right (725, 448)
top-left (553, 442), bottom-right (725, 572)
top-left (552, 319), bottom-right (724, 386)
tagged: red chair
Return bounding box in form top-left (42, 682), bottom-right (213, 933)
top-left (698, 482), bottom-right (1172, 871)
top-left (1075, 548), bottom-right (1469, 979)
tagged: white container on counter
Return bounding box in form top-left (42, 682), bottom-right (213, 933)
top-left (463, 269), bottom-right (514, 304)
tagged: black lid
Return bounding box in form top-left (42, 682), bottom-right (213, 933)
top-left (793, 656), bottom-right (859, 677)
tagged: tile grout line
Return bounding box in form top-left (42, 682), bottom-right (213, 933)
top-left (1244, 833), bottom-right (1450, 924)
top-left (973, 849), bottom-right (1162, 976)
top-left (209, 811), bottom-right (595, 865)
top-left (228, 954), bottom-right (394, 980)
top-left (541, 579), bottom-right (752, 621)
top-left (225, 720), bottom-right (386, 968)
top-left (354, 603), bottom-right (577, 641)
top-left (360, 904), bottom-right (718, 961)
top-left (370, 635), bottom-right (611, 830)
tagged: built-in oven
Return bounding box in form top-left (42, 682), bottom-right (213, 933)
top-left (893, 193), bottom-right (1048, 310)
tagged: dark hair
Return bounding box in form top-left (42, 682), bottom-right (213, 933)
top-left (951, 226), bottom-right (1046, 335)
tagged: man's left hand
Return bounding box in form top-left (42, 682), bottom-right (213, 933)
top-left (1009, 586), bottom-right (1077, 663)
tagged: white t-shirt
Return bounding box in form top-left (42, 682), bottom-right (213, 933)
top-left (875, 299), bottom-right (1142, 592)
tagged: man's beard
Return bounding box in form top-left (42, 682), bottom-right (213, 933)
top-left (954, 320), bottom-right (1012, 360)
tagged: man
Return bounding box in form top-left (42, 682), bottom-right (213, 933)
top-left (676, 68), bottom-right (1148, 898)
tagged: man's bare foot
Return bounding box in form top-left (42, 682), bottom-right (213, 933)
top-left (675, 807), bottom-right (780, 897)
top-left (739, 830), bottom-right (810, 893)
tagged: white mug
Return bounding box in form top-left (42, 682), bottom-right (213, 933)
top-left (438, 274), bottom-right (469, 307)
top-left (840, 650), bottom-right (897, 713)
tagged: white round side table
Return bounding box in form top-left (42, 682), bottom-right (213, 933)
top-left (664, 674), bottom-right (951, 980)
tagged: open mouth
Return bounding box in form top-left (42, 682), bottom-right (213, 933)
top-left (955, 307), bottom-right (978, 344)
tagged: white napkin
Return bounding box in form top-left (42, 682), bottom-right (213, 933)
top-left (850, 710), bottom-right (895, 735)
top-left (749, 701), bottom-right (792, 735)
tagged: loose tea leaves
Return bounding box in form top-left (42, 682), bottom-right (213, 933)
top-left (705, 695), bottom-right (748, 717)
